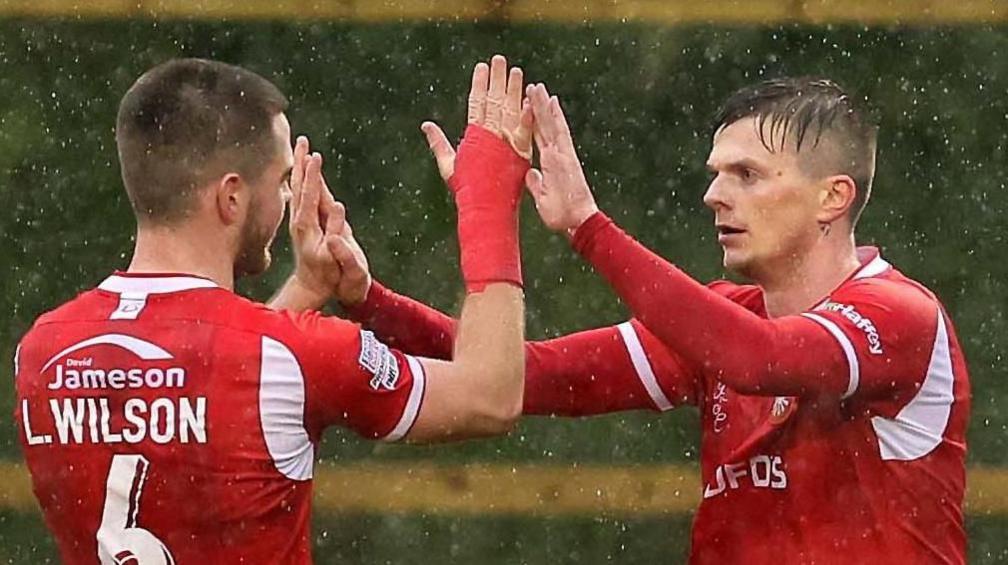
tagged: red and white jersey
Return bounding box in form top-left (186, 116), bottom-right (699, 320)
top-left (611, 248), bottom-right (969, 564)
top-left (14, 272), bottom-right (426, 564)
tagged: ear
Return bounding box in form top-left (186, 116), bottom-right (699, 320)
top-left (817, 174), bottom-right (857, 225)
top-left (213, 173), bottom-right (247, 226)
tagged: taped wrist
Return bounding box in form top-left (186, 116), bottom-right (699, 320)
top-left (448, 124), bottom-right (528, 293)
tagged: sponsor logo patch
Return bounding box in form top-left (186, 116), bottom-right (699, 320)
top-left (819, 301), bottom-right (884, 355)
top-left (359, 330), bottom-right (400, 391)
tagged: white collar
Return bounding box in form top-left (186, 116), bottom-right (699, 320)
top-left (98, 274), bottom-right (220, 295)
top-left (851, 247), bottom-right (892, 280)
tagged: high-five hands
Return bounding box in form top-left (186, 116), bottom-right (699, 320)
top-left (282, 136), bottom-right (372, 308)
top-left (421, 55), bottom-right (533, 181)
top-left (423, 55), bottom-right (532, 292)
top-left (423, 60), bottom-right (598, 238)
top-left (524, 83), bottom-right (600, 236)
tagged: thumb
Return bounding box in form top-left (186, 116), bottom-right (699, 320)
top-left (420, 121), bottom-right (456, 180)
top-left (324, 200), bottom-right (347, 237)
top-left (525, 168), bottom-right (546, 199)
top-left (510, 99), bottom-right (534, 161)
top-left (326, 234), bottom-right (365, 280)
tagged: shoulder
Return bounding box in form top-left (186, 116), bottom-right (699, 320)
top-left (235, 304), bottom-right (364, 366)
top-left (810, 269), bottom-right (945, 363)
top-left (29, 288), bottom-right (109, 328)
top-left (827, 270), bottom-right (941, 330)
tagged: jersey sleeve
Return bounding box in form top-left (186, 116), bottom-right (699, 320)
top-left (800, 280), bottom-right (940, 407)
top-left (523, 319), bottom-right (700, 416)
top-left (572, 212), bottom-right (853, 398)
top-left (275, 310), bottom-right (426, 442)
top-left (343, 280), bottom-right (456, 360)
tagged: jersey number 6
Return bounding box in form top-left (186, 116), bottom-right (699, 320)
top-left (97, 454), bottom-right (176, 565)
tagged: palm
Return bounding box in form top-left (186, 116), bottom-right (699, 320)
top-left (525, 83), bottom-right (599, 233)
top-left (536, 147), bottom-right (586, 230)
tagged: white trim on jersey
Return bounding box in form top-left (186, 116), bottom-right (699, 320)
top-left (259, 336), bottom-right (314, 481)
top-left (98, 275), bottom-right (219, 295)
top-left (40, 333), bottom-right (174, 373)
top-left (853, 255), bottom-right (891, 280)
top-left (109, 292), bottom-right (149, 320)
top-left (801, 313), bottom-right (860, 400)
top-left (871, 308), bottom-right (954, 461)
top-left (616, 322), bottom-right (674, 411)
top-left (381, 355), bottom-right (426, 442)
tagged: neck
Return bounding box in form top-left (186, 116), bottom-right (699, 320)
top-left (128, 223), bottom-right (235, 290)
top-left (756, 231), bottom-right (861, 318)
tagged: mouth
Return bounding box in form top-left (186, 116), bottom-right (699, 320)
top-left (716, 224), bottom-right (746, 243)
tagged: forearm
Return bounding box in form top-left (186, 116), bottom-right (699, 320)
top-left (268, 274), bottom-right (329, 312)
top-left (405, 283), bottom-right (524, 443)
top-left (346, 283), bottom-right (667, 415)
top-left (343, 281), bottom-right (457, 359)
top-left (453, 283), bottom-right (526, 422)
top-left (572, 212), bottom-right (847, 397)
top-left (523, 324), bottom-right (676, 416)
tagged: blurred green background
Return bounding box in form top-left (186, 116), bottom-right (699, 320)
top-left (2, 4), bottom-right (1007, 563)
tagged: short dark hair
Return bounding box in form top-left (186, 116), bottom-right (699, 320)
top-left (115, 58), bottom-right (289, 224)
top-left (714, 77), bottom-right (879, 226)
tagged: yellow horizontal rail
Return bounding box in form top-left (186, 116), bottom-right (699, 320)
top-left (3, 460), bottom-right (1008, 516)
top-left (0, 0), bottom-right (1005, 24)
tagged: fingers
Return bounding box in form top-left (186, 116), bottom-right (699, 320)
top-left (527, 83), bottom-right (558, 146)
top-left (290, 136), bottom-right (310, 215)
top-left (502, 66), bottom-right (524, 131)
top-left (319, 169), bottom-right (344, 233)
top-left (420, 121), bottom-right (456, 180)
top-left (483, 55), bottom-right (508, 133)
top-left (326, 234), bottom-right (369, 288)
top-left (513, 99), bottom-right (534, 158)
top-left (549, 95), bottom-right (577, 152)
top-left (467, 62), bottom-right (489, 125)
top-left (294, 153), bottom-right (324, 238)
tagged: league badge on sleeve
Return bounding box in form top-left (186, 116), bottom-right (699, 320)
top-left (358, 330), bottom-right (400, 391)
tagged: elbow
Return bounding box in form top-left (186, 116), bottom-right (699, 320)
top-left (479, 390), bottom-right (522, 435)
top-left (493, 395), bottom-right (523, 433)
top-left (470, 370), bottom-right (524, 435)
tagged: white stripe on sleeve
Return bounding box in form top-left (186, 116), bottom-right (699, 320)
top-left (801, 313), bottom-right (860, 399)
top-left (616, 322), bottom-right (674, 411)
top-left (381, 355), bottom-right (426, 442)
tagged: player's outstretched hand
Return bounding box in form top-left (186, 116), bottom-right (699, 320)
top-left (285, 136), bottom-right (372, 307)
top-left (524, 83), bottom-right (599, 235)
top-left (419, 54), bottom-right (533, 292)
top-left (322, 192), bottom-right (372, 306)
top-left (420, 54), bottom-right (533, 181)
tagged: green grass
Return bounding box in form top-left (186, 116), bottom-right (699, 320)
top-left (2, 510), bottom-right (1005, 563)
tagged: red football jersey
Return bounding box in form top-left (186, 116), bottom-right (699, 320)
top-left (15, 272), bottom-right (426, 564)
top-left (606, 248), bottom-right (969, 564)
top-left (340, 235), bottom-right (971, 563)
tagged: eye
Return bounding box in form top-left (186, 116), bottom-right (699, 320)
top-left (741, 168), bottom-right (757, 183)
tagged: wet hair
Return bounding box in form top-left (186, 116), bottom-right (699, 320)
top-left (115, 58), bottom-right (289, 224)
top-left (714, 77), bottom-right (879, 227)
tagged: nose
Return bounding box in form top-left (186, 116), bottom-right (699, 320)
top-left (703, 175), bottom-right (729, 212)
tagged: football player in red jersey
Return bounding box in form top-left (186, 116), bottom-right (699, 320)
top-left (15, 55), bottom-right (533, 563)
top-left (329, 77), bottom-right (970, 563)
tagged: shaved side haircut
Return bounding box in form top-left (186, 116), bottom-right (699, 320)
top-left (715, 77), bottom-right (879, 227)
top-left (116, 58), bottom-right (289, 224)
